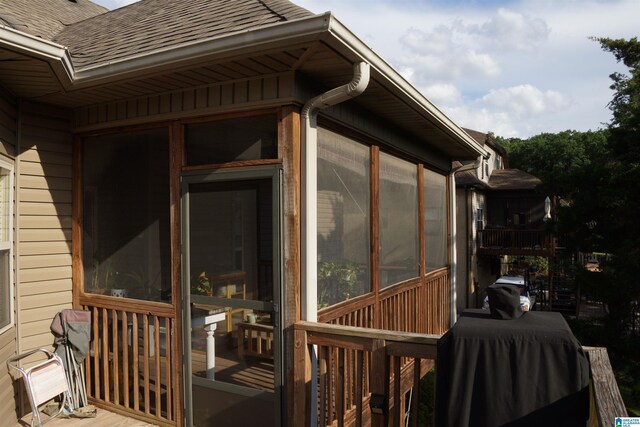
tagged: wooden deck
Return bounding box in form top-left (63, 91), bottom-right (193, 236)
top-left (15, 407), bottom-right (159, 426)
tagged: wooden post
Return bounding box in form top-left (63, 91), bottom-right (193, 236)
top-left (293, 328), bottom-right (311, 426)
top-left (370, 338), bottom-right (389, 427)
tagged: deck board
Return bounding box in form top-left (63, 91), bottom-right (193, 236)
top-left (15, 407), bottom-right (159, 426)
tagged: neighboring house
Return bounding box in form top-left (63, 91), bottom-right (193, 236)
top-left (0, 0), bottom-right (487, 425)
top-left (455, 130), bottom-right (552, 311)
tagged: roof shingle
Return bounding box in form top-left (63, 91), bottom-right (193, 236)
top-left (53, 0), bottom-right (314, 69)
top-left (0, 0), bottom-right (106, 40)
top-left (488, 169), bottom-right (541, 191)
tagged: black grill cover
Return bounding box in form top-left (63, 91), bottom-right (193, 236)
top-left (435, 310), bottom-right (590, 427)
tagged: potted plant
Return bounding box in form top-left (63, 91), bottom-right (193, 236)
top-left (317, 261), bottom-right (362, 309)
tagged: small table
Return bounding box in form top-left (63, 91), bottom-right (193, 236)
top-left (237, 321), bottom-right (274, 360)
top-left (191, 311), bottom-right (226, 380)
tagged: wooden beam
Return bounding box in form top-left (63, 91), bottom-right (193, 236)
top-left (169, 120), bottom-right (184, 426)
top-left (584, 347), bottom-right (628, 425)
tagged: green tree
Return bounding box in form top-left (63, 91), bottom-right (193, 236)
top-left (497, 130), bottom-right (609, 198)
top-left (591, 37), bottom-right (640, 334)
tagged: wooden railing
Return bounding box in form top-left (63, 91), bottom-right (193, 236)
top-left (293, 322), bottom-right (628, 427)
top-left (81, 300), bottom-right (178, 426)
top-left (477, 228), bottom-right (551, 253)
top-left (293, 321), bottom-right (440, 427)
top-left (318, 269), bottom-right (450, 335)
top-left (584, 347), bottom-right (628, 426)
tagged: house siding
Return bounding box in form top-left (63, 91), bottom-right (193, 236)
top-left (17, 102), bottom-right (73, 354)
top-left (73, 72), bottom-right (296, 131)
top-left (0, 87), bottom-right (18, 425)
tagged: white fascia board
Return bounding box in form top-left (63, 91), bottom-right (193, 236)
top-left (0, 25), bottom-right (75, 82)
top-left (325, 17), bottom-right (489, 160)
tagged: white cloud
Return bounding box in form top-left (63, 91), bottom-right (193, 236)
top-left (423, 83), bottom-right (464, 106)
top-left (398, 28), bottom-right (501, 83)
top-left (473, 8), bottom-right (550, 53)
top-left (481, 85), bottom-right (570, 116)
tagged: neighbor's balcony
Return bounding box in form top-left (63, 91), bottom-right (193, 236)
top-left (477, 228), bottom-right (552, 256)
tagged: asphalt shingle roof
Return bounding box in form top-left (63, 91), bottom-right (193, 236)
top-left (53, 0), bottom-right (314, 69)
top-left (0, 0), bottom-right (106, 40)
top-left (488, 169), bottom-right (541, 191)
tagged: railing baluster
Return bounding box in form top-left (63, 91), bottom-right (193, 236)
top-left (154, 316), bottom-right (161, 417)
top-left (112, 308), bottom-right (120, 405)
top-left (143, 314), bottom-right (150, 414)
top-left (102, 307), bottom-right (109, 402)
top-left (122, 310), bottom-right (129, 408)
top-left (132, 313), bottom-right (139, 411)
top-left (355, 350), bottom-right (363, 427)
top-left (411, 357), bottom-right (420, 427)
top-left (165, 317), bottom-right (172, 421)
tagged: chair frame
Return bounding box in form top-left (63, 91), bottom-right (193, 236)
top-left (7, 348), bottom-right (71, 427)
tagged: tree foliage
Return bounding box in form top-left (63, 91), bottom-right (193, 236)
top-left (497, 37), bottom-right (640, 334)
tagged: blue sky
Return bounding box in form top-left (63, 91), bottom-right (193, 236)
top-left (92, 0), bottom-right (639, 138)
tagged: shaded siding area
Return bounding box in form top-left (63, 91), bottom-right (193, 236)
top-left (0, 87), bottom-right (18, 425)
top-left (74, 72), bottom-right (295, 131)
top-left (17, 103), bottom-right (73, 353)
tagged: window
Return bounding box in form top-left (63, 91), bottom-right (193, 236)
top-left (185, 114), bottom-right (278, 165)
top-left (0, 160), bottom-right (13, 333)
top-left (476, 208), bottom-right (484, 231)
top-left (424, 168), bottom-right (448, 271)
top-left (83, 128), bottom-right (171, 302)
top-left (317, 128), bottom-right (370, 307)
top-left (379, 153), bottom-right (418, 288)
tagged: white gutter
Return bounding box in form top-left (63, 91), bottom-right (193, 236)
top-left (301, 61), bottom-right (370, 323)
top-left (324, 18), bottom-right (489, 160)
top-left (0, 25), bottom-right (74, 81)
top-left (449, 159), bottom-right (481, 325)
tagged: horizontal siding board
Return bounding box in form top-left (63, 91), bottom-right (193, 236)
top-left (18, 319), bottom-right (53, 339)
top-left (20, 254), bottom-right (72, 270)
top-left (20, 278), bottom-right (71, 297)
top-left (19, 132), bottom-right (71, 152)
top-left (20, 304), bottom-right (72, 324)
top-left (0, 327), bottom-right (16, 349)
top-left (19, 188), bottom-right (72, 204)
top-left (18, 241), bottom-right (72, 256)
top-left (19, 162), bottom-right (72, 178)
top-left (0, 383), bottom-right (18, 426)
top-left (18, 202), bottom-right (71, 216)
top-left (18, 175), bottom-right (71, 191)
top-left (19, 266), bottom-right (72, 283)
top-left (19, 333), bottom-right (57, 353)
top-left (20, 149), bottom-right (72, 166)
top-left (19, 215), bottom-right (72, 229)
top-left (20, 291), bottom-right (72, 310)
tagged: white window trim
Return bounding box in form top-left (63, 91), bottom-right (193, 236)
top-left (0, 157), bottom-right (14, 335)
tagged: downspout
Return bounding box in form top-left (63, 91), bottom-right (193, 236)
top-left (301, 61), bottom-right (370, 323)
top-left (449, 159), bottom-right (481, 325)
top-left (300, 62), bottom-right (369, 427)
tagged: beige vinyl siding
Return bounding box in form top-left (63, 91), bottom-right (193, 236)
top-left (74, 72), bottom-right (295, 132)
top-left (17, 102), bottom-right (73, 354)
top-left (0, 87), bottom-right (17, 425)
top-left (0, 327), bottom-right (18, 424)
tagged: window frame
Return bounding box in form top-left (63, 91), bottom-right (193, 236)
top-left (0, 157), bottom-right (14, 334)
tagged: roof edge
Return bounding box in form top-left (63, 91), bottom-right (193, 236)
top-left (71, 13), bottom-right (332, 87)
top-left (0, 24), bottom-right (74, 81)
top-left (325, 17), bottom-right (489, 159)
